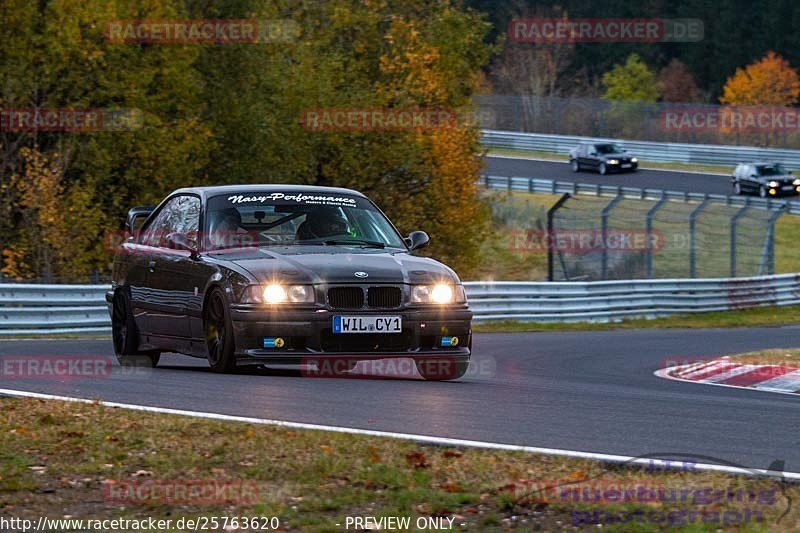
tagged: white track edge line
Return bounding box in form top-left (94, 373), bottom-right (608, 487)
top-left (1, 387), bottom-right (797, 481)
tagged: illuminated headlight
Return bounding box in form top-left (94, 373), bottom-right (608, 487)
top-left (241, 284), bottom-right (314, 304)
top-left (608, 159), bottom-right (619, 165)
top-left (630, 157), bottom-right (638, 163)
top-left (793, 179), bottom-right (800, 186)
top-left (410, 284), bottom-right (466, 304)
top-left (769, 181), bottom-right (779, 188)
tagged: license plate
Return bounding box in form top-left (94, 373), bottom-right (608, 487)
top-left (782, 185), bottom-right (794, 191)
top-left (621, 163), bottom-right (632, 168)
top-left (333, 316), bottom-right (402, 334)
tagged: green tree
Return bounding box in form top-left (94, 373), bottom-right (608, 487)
top-left (602, 53), bottom-right (660, 102)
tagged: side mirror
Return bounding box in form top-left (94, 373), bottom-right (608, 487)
top-left (126, 206), bottom-right (155, 232)
top-left (165, 232), bottom-right (198, 254)
top-left (405, 231), bottom-right (430, 251)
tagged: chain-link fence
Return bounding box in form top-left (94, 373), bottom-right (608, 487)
top-left (475, 94), bottom-right (800, 149)
top-left (546, 193), bottom-right (782, 281)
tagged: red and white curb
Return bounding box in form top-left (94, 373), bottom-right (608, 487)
top-left (656, 356), bottom-right (800, 396)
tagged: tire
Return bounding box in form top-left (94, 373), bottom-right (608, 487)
top-left (598, 162), bottom-right (607, 175)
top-left (415, 358), bottom-right (469, 381)
top-left (571, 159), bottom-right (580, 172)
top-left (734, 181), bottom-right (742, 195)
top-left (112, 290), bottom-right (160, 368)
top-left (204, 288), bottom-right (237, 373)
top-left (759, 185), bottom-right (767, 198)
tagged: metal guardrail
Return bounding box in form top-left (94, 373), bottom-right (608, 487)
top-left (482, 174), bottom-right (800, 216)
top-left (0, 284), bottom-right (110, 335)
top-left (464, 275), bottom-right (800, 322)
top-left (2, 275), bottom-right (799, 333)
top-left (481, 130), bottom-right (800, 168)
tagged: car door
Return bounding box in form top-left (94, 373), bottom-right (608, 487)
top-left (137, 195), bottom-right (201, 347)
top-left (742, 165), bottom-right (758, 192)
top-left (578, 145), bottom-right (591, 168)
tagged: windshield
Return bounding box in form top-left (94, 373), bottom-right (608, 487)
top-left (203, 191), bottom-right (407, 251)
top-left (595, 144), bottom-right (623, 154)
top-left (755, 164), bottom-right (787, 176)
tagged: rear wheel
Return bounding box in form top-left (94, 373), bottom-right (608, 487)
top-left (112, 290), bottom-right (159, 367)
top-left (571, 159), bottom-right (580, 172)
top-left (734, 181), bottom-right (742, 195)
top-left (204, 288), bottom-right (237, 373)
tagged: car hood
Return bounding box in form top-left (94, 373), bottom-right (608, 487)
top-left (208, 246), bottom-right (460, 285)
top-left (759, 174), bottom-right (794, 181)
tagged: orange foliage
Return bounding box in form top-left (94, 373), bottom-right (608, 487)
top-left (720, 51), bottom-right (800, 106)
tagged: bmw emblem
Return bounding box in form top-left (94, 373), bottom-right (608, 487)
top-left (354, 271), bottom-right (368, 278)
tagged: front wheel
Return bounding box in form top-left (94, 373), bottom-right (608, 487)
top-left (598, 162), bottom-right (607, 175)
top-left (204, 288), bottom-right (237, 373)
top-left (759, 185), bottom-right (767, 198)
top-left (112, 290), bottom-right (159, 367)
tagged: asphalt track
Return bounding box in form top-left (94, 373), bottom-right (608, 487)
top-left (3, 326), bottom-right (800, 473)
top-left (485, 155), bottom-right (735, 195)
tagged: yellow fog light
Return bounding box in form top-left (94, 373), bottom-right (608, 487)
top-left (769, 189), bottom-right (777, 195)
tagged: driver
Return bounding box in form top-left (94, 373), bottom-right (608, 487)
top-left (297, 208), bottom-right (349, 240)
top-left (207, 208), bottom-right (242, 248)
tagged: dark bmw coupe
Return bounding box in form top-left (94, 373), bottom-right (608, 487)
top-left (107, 185), bottom-right (472, 380)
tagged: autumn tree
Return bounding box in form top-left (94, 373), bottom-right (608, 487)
top-left (720, 51), bottom-right (800, 106)
top-left (658, 59), bottom-right (700, 103)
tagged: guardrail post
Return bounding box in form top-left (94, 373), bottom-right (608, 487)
top-left (729, 199), bottom-right (750, 277)
top-left (547, 194), bottom-right (571, 281)
top-left (759, 206), bottom-right (786, 275)
top-left (601, 192), bottom-right (624, 280)
top-left (645, 194), bottom-right (668, 279)
top-left (689, 196), bottom-right (711, 278)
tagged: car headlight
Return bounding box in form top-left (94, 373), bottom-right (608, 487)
top-left (793, 179), bottom-right (800, 186)
top-left (410, 283), bottom-right (466, 304)
top-left (769, 181), bottom-right (779, 188)
top-left (608, 159), bottom-right (619, 165)
top-left (630, 157), bottom-right (638, 163)
top-left (241, 284), bottom-right (314, 304)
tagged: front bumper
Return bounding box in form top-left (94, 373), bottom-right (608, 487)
top-left (228, 305), bottom-right (472, 365)
top-left (607, 161), bottom-right (637, 171)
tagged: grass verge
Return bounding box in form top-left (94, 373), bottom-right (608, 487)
top-left (725, 348), bottom-right (800, 367)
top-left (474, 304), bottom-right (800, 333)
top-left (1, 397), bottom-right (798, 531)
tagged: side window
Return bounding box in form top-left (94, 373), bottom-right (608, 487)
top-left (140, 196), bottom-right (200, 247)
